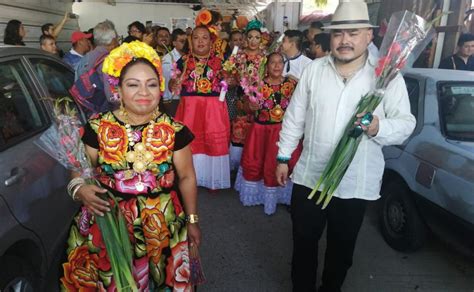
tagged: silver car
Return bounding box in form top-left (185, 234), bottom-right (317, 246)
top-left (0, 46), bottom-right (80, 291)
top-left (379, 68), bottom-right (474, 256)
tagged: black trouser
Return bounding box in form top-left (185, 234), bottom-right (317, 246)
top-left (291, 184), bottom-right (368, 292)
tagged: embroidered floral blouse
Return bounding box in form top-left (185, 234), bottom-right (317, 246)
top-left (82, 111), bottom-right (194, 197)
top-left (255, 77), bottom-right (297, 124)
top-left (176, 54), bottom-right (223, 96)
top-left (236, 51), bottom-right (266, 103)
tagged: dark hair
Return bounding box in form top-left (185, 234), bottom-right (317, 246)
top-left (128, 21), bottom-right (145, 34)
top-left (210, 10), bottom-right (223, 25)
top-left (314, 33), bottom-right (330, 52)
top-left (41, 23), bottom-right (53, 34)
top-left (123, 35), bottom-right (140, 43)
top-left (266, 52), bottom-right (284, 64)
top-left (39, 34), bottom-right (55, 46)
top-left (4, 19), bottom-right (25, 46)
top-left (171, 28), bottom-right (186, 42)
top-left (284, 29), bottom-right (304, 51)
top-left (246, 28), bottom-right (261, 35)
top-left (457, 33), bottom-right (474, 47)
top-left (119, 58), bottom-right (160, 86)
top-left (157, 27), bottom-right (170, 35)
top-left (192, 25), bottom-right (211, 37)
top-left (230, 30), bottom-right (243, 39)
top-left (310, 21), bottom-right (324, 30)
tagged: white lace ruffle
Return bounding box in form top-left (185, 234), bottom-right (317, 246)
top-left (193, 154), bottom-right (231, 190)
top-left (229, 145), bottom-right (243, 171)
top-left (234, 167), bottom-right (293, 215)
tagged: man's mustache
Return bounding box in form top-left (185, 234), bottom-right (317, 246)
top-left (337, 46), bottom-right (354, 51)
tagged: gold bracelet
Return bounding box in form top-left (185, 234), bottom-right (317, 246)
top-left (186, 214), bottom-right (199, 224)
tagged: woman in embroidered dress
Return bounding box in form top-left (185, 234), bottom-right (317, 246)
top-left (60, 42), bottom-right (201, 291)
top-left (195, 9), bottom-right (227, 60)
top-left (229, 20), bottom-right (266, 171)
top-left (171, 26), bottom-right (231, 191)
top-left (235, 52), bottom-right (299, 215)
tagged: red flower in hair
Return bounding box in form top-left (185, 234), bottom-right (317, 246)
top-left (196, 10), bottom-right (212, 26)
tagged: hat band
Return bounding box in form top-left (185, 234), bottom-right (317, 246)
top-left (331, 20), bottom-right (371, 25)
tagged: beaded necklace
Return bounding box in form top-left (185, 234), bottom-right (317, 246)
top-left (191, 54), bottom-right (210, 91)
top-left (120, 106), bottom-right (160, 192)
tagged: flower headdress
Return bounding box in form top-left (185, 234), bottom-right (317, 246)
top-left (245, 19), bottom-right (263, 33)
top-left (102, 41), bottom-right (165, 100)
top-left (195, 9), bottom-right (212, 26)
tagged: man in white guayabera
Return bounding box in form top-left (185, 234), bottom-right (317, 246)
top-left (275, 0), bottom-right (416, 291)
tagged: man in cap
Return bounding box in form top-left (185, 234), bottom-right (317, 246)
top-left (276, 1), bottom-right (416, 291)
top-left (63, 31), bottom-right (93, 70)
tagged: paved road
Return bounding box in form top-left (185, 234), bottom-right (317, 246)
top-left (198, 187), bottom-right (474, 292)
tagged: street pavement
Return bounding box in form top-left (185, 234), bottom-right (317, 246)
top-left (197, 187), bottom-right (474, 292)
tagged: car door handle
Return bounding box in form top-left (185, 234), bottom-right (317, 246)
top-left (5, 167), bottom-right (27, 187)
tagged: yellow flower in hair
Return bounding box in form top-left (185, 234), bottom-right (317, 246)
top-left (102, 41), bottom-right (165, 91)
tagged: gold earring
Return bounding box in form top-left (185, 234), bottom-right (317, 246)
top-left (119, 99), bottom-right (126, 116)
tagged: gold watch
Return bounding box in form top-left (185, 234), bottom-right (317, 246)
top-left (186, 214), bottom-right (199, 224)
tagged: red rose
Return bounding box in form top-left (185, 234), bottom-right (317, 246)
top-left (170, 190), bottom-right (184, 216)
top-left (165, 241), bottom-right (191, 290)
top-left (141, 197), bottom-right (170, 265)
top-left (98, 120), bottom-right (128, 165)
top-left (143, 121), bottom-right (175, 164)
top-left (207, 56), bottom-right (222, 71)
top-left (258, 110), bottom-right (270, 122)
top-left (119, 198), bottom-right (139, 243)
top-left (159, 170), bottom-right (175, 189)
top-left (60, 246), bottom-right (100, 290)
top-left (89, 224), bottom-right (111, 271)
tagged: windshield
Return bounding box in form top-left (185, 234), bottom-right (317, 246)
top-left (438, 82), bottom-right (474, 141)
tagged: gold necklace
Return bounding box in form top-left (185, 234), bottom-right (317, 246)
top-left (119, 107), bottom-right (160, 192)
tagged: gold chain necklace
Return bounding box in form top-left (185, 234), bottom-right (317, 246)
top-left (119, 107), bottom-right (160, 192)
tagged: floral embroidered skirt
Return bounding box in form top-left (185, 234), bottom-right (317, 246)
top-left (60, 190), bottom-right (192, 291)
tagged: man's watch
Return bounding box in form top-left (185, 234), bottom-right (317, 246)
top-left (186, 214), bottom-right (199, 224)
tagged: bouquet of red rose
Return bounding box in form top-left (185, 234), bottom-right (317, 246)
top-left (308, 11), bottom-right (436, 208)
top-left (36, 97), bottom-right (137, 290)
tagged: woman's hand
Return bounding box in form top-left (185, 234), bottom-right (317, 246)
top-left (187, 223), bottom-right (201, 247)
top-left (169, 78), bottom-right (182, 95)
top-left (75, 184), bottom-right (109, 216)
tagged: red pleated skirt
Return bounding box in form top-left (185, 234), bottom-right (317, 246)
top-left (175, 95), bottom-right (230, 156)
top-left (241, 122), bottom-right (301, 187)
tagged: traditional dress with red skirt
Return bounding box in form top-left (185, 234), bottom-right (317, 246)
top-left (230, 51), bottom-right (266, 170)
top-left (174, 54), bottom-right (231, 189)
top-left (235, 77), bottom-right (300, 214)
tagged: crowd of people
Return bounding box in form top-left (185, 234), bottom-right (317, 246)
top-left (2, 0), bottom-right (474, 290)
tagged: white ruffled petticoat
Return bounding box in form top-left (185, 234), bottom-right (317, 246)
top-left (193, 154), bottom-right (231, 190)
top-left (234, 167), bottom-right (293, 215)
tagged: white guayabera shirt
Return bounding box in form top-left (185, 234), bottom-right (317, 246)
top-left (162, 48), bottom-right (183, 100)
top-left (277, 52), bottom-right (416, 200)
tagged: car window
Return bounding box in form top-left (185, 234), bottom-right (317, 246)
top-left (404, 77), bottom-right (420, 117)
top-left (29, 58), bottom-right (74, 99)
top-left (0, 59), bottom-right (46, 148)
top-left (438, 82), bottom-right (474, 141)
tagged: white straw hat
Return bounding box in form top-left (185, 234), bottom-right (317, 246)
top-left (323, 0), bottom-right (378, 30)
